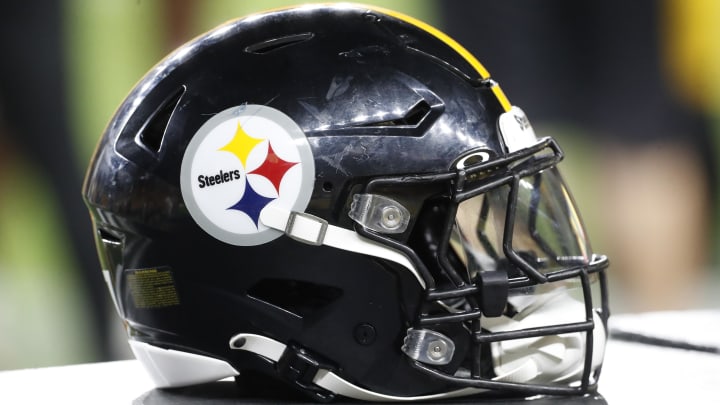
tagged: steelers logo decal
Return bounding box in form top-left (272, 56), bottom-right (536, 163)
top-left (180, 105), bottom-right (314, 245)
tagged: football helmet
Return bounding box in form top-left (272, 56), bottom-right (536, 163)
top-left (83, 4), bottom-right (609, 402)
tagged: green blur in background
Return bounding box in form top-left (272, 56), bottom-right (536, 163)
top-left (1, 0), bottom-right (720, 370)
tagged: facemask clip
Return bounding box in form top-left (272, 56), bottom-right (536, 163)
top-left (475, 269), bottom-right (509, 317)
top-left (349, 194), bottom-right (410, 234)
top-left (401, 329), bottom-right (456, 365)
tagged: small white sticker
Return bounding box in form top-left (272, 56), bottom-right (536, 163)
top-left (180, 105), bottom-right (315, 246)
top-left (498, 106), bottom-right (538, 153)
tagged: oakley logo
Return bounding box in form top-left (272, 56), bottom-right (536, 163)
top-left (455, 151), bottom-right (491, 170)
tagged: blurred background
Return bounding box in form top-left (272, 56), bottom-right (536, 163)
top-left (1, 0), bottom-right (719, 370)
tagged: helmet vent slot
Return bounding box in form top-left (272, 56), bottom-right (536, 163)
top-left (245, 33), bottom-right (314, 54)
top-left (137, 86), bottom-right (185, 153)
top-left (97, 227), bottom-right (122, 245)
top-left (358, 100), bottom-right (431, 128)
top-left (247, 278), bottom-right (342, 318)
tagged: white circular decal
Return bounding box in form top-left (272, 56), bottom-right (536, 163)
top-left (180, 105), bottom-right (315, 245)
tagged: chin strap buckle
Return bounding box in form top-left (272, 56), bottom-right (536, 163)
top-left (276, 344), bottom-right (336, 402)
top-left (229, 333), bottom-right (335, 402)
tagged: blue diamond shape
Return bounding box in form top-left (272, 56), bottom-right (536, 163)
top-left (227, 178), bottom-right (275, 228)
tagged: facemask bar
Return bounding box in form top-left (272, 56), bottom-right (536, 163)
top-left (354, 137), bottom-right (609, 396)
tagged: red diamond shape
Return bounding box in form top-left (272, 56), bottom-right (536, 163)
top-left (248, 143), bottom-right (298, 193)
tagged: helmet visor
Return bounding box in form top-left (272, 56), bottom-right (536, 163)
top-left (451, 167), bottom-right (591, 282)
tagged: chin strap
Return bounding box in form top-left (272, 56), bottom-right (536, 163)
top-left (229, 333), bottom-right (485, 402)
top-left (259, 205), bottom-right (425, 288)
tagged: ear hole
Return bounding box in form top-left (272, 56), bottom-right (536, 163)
top-left (137, 86), bottom-right (185, 153)
top-left (245, 33), bottom-right (314, 54)
top-left (247, 278), bottom-right (342, 318)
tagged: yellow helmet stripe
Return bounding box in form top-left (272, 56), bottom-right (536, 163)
top-left (369, 5), bottom-right (512, 112)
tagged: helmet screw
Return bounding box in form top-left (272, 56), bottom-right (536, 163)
top-left (353, 323), bottom-right (377, 345)
top-left (380, 206), bottom-right (403, 230)
top-left (427, 339), bottom-right (448, 360)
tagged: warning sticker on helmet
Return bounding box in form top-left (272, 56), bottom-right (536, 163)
top-left (126, 267), bottom-right (180, 309)
top-left (180, 105), bottom-right (315, 245)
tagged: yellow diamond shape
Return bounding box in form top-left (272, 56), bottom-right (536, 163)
top-left (218, 121), bottom-right (263, 168)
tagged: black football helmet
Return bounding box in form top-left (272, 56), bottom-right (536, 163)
top-left (83, 4), bottom-right (609, 402)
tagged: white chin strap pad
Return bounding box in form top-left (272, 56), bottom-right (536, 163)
top-left (486, 297), bottom-right (606, 385)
